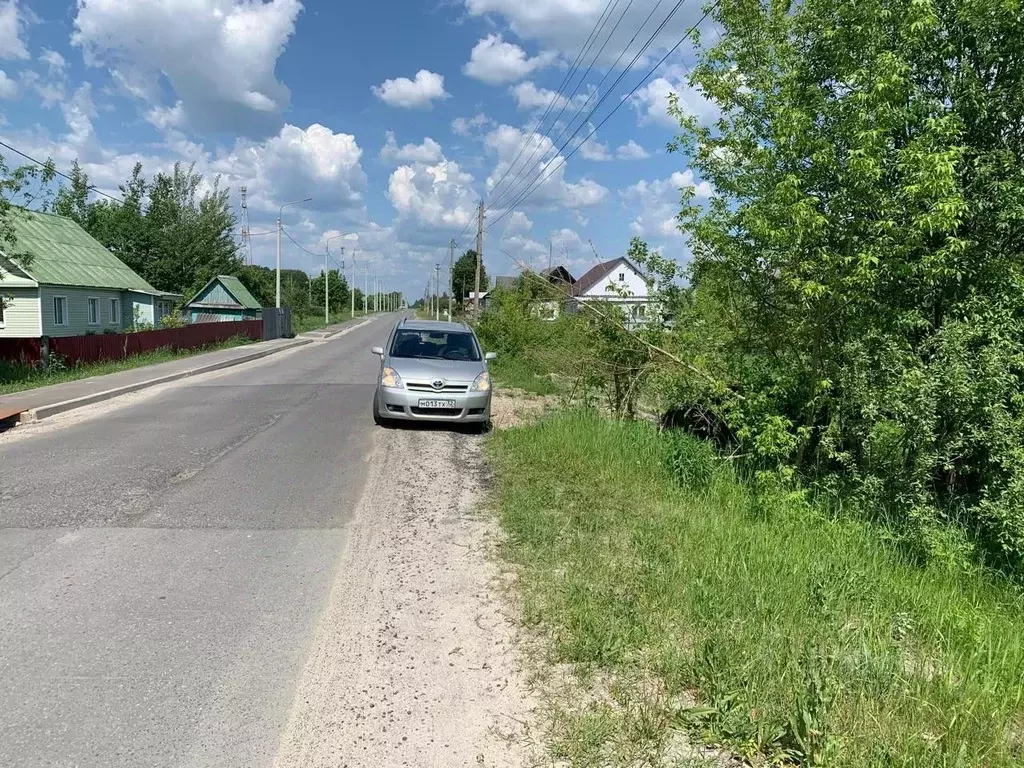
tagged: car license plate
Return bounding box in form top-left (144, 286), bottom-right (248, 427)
top-left (418, 399), bottom-right (456, 409)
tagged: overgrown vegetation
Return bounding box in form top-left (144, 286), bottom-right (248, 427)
top-left (489, 412), bottom-right (1024, 767)
top-left (0, 335), bottom-right (253, 396)
top-left (662, 0), bottom-right (1024, 572)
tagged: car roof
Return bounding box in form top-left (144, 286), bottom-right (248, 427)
top-left (397, 319), bottom-right (471, 333)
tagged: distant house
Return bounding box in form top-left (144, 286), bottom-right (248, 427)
top-left (570, 256), bottom-right (653, 328)
top-left (185, 275), bottom-right (262, 323)
top-left (467, 290), bottom-right (490, 310)
top-left (493, 276), bottom-right (519, 291)
top-left (0, 210), bottom-right (180, 339)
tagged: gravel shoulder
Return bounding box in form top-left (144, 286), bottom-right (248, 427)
top-left (272, 423), bottom-right (538, 768)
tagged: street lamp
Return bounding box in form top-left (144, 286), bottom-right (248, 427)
top-left (276, 197), bottom-right (312, 308)
top-left (325, 233), bottom-right (348, 325)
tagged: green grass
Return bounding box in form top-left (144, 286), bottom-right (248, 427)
top-left (291, 309), bottom-right (365, 334)
top-left (0, 336), bottom-right (254, 396)
top-left (487, 411), bottom-right (1024, 767)
top-left (490, 354), bottom-right (560, 396)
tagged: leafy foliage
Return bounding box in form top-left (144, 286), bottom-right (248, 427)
top-left (50, 161), bottom-right (241, 299)
top-left (664, 0), bottom-right (1024, 570)
top-left (451, 249), bottom-right (488, 304)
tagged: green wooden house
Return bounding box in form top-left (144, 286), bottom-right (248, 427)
top-left (184, 275), bottom-right (262, 323)
top-left (0, 210), bottom-right (180, 339)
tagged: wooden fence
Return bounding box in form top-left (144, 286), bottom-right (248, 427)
top-left (0, 320), bottom-right (263, 366)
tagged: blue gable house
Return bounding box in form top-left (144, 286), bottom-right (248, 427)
top-left (184, 275), bottom-right (262, 323)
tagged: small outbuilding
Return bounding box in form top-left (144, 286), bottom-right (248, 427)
top-left (185, 275), bottom-right (262, 323)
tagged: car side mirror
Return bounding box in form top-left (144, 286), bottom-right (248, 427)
top-left (485, 352), bottom-right (497, 361)
top-left (371, 346), bottom-right (384, 356)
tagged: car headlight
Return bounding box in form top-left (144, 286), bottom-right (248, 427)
top-left (381, 367), bottom-right (404, 389)
top-left (470, 371), bottom-right (490, 392)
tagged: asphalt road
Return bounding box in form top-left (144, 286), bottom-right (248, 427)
top-left (0, 314), bottom-right (395, 768)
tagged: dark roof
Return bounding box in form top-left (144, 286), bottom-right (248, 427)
top-left (494, 275), bottom-right (518, 289)
top-left (541, 265), bottom-right (576, 284)
top-left (572, 258), bottom-right (626, 296)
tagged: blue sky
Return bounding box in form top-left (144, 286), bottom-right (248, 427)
top-left (0, 0), bottom-right (714, 299)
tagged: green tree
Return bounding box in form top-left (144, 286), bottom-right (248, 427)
top-left (451, 249), bottom-right (487, 304)
top-left (671, 0), bottom-right (1024, 568)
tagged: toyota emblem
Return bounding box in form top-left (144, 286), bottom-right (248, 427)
top-left (431, 379), bottom-right (446, 390)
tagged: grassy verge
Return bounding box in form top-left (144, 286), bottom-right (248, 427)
top-left (489, 354), bottom-right (560, 395)
top-left (291, 309), bottom-right (364, 335)
top-left (0, 335), bottom-right (254, 396)
top-left (487, 410), bottom-right (1024, 767)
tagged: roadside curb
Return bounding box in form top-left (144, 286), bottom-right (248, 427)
top-left (19, 338), bottom-right (315, 424)
top-left (300, 316), bottom-right (376, 340)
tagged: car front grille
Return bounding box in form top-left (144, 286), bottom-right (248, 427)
top-left (411, 407), bottom-right (463, 417)
top-left (406, 382), bottom-right (470, 393)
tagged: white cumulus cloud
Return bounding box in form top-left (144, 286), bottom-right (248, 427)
top-left (388, 158), bottom-right (477, 236)
top-left (452, 112), bottom-right (492, 136)
top-left (621, 169), bottom-right (711, 240)
top-left (0, 68), bottom-right (16, 98)
top-left (372, 69), bottom-right (450, 110)
top-left (630, 73), bottom-right (717, 129)
top-left (463, 34), bottom-right (555, 85)
top-left (0, 0), bottom-right (28, 60)
top-left (379, 131), bottom-right (444, 165)
top-left (72, 0), bottom-right (302, 135)
top-left (485, 124), bottom-right (608, 211)
top-left (616, 140), bottom-right (650, 160)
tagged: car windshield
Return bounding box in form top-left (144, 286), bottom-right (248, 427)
top-left (390, 330), bottom-right (482, 362)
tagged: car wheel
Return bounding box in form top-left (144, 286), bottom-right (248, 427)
top-left (372, 392), bottom-right (385, 426)
top-left (474, 419), bottom-right (492, 435)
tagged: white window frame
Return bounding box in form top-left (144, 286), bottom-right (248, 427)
top-left (109, 298), bottom-right (121, 325)
top-left (53, 295), bottom-right (68, 327)
top-left (87, 297), bottom-right (100, 325)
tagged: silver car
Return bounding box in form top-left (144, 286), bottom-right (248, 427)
top-left (371, 318), bottom-right (495, 430)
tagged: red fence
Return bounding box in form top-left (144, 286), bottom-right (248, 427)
top-left (0, 320), bottom-right (263, 366)
top-left (0, 338), bottom-right (42, 365)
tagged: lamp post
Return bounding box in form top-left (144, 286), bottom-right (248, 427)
top-left (276, 197), bottom-right (312, 308)
top-left (325, 233), bottom-right (347, 325)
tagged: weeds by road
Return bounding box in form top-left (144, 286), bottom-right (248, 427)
top-left (0, 335), bottom-right (253, 396)
top-left (487, 410), bottom-right (1024, 767)
top-left (291, 309), bottom-right (365, 335)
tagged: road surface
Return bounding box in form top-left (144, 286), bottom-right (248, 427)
top-left (0, 314), bottom-right (534, 767)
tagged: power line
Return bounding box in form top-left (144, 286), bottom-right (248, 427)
top-left (485, 0), bottom-right (619, 208)
top-left (487, 0), bottom-right (713, 232)
top-left (497, 0), bottom-right (667, 211)
top-left (280, 226), bottom-right (324, 258)
top-left (0, 138), bottom-right (127, 205)
top-left (490, 0), bottom-right (689, 218)
top-left (490, 0), bottom-right (638, 211)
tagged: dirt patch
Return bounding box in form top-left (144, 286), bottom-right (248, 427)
top-left (490, 388), bottom-right (558, 430)
top-left (272, 425), bottom-right (539, 767)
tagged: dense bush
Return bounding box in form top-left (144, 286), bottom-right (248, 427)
top-left (664, 0), bottom-right (1024, 571)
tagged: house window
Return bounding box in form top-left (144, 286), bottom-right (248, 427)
top-left (618, 272), bottom-right (625, 282)
top-left (0, 299), bottom-right (5, 327)
top-left (109, 298), bottom-right (121, 325)
top-left (53, 296), bottom-right (68, 326)
top-left (88, 297), bottom-right (100, 325)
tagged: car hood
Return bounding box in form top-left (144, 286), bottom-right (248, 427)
top-left (389, 357), bottom-right (485, 383)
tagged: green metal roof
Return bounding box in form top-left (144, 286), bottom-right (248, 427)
top-left (187, 274), bottom-right (262, 310)
top-left (218, 275), bottom-right (261, 309)
top-left (5, 210), bottom-right (161, 293)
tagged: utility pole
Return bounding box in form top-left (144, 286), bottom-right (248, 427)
top-left (448, 238), bottom-right (455, 321)
top-left (276, 197), bottom-right (312, 308)
top-left (474, 201), bottom-right (484, 316)
top-left (364, 262), bottom-right (369, 313)
top-left (324, 247), bottom-right (329, 325)
top-left (434, 263), bottom-right (441, 321)
top-left (351, 251), bottom-right (357, 317)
